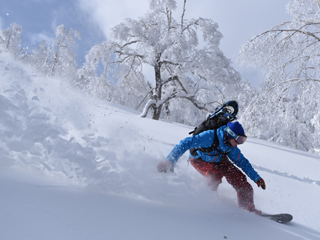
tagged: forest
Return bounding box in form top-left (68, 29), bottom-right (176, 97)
top-left (1, 0), bottom-right (320, 155)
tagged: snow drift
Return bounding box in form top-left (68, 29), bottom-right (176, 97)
top-left (0, 49), bottom-right (320, 239)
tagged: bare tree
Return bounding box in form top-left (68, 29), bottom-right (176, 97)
top-left (48, 25), bottom-right (81, 80)
top-left (0, 23), bottom-right (22, 57)
top-left (79, 0), bottom-right (244, 120)
top-left (239, 0), bottom-right (320, 153)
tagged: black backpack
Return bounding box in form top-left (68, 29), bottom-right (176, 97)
top-left (189, 100), bottom-right (238, 156)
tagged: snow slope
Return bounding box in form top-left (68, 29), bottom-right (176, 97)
top-left (0, 49), bottom-right (320, 240)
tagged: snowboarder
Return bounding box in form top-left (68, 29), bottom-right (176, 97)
top-left (157, 121), bottom-right (266, 214)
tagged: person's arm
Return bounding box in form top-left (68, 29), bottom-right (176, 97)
top-left (158, 130), bottom-right (215, 173)
top-left (228, 148), bottom-right (261, 183)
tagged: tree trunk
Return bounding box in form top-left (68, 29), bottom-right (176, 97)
top-left (152, 53), bottom-right (163, 120)
top-left (152, 105), bottom-right (163, 120)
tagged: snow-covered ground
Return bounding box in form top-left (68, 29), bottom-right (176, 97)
top-left (0, 49), bottom-right (320, 240)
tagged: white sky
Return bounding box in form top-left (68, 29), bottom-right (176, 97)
top-left (1, 0), bottom-right (291, 88)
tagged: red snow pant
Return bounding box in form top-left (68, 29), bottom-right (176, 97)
top-left (190, 156), bottom-right (255, 210)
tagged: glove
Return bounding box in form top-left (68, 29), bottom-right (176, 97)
top-left (257, 178), bottom-right (266, 190)
top-left (157, 160), bottom-right (174, 173)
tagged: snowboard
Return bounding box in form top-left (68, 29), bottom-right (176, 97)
top-left (260, 213), bottom-right (293, 223)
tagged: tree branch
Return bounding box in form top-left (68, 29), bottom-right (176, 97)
top-left (162, 76), bottom-right (188, 94)
top-left (136, 90), bottom-right (153, 110)
top-left (159, 60), bottom-right (180, 66)
top-left (182, 18), bottom-right (202, 33)
top-left (181, 0), bottom-right (187, 31)
top-left (250, 22), bottom-right (320, 43)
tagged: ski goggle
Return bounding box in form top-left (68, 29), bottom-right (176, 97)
top-left (226, 126), bottom-right (247, 144)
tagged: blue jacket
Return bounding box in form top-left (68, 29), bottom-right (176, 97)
top-left (166, 125), bottom-right (261, 183)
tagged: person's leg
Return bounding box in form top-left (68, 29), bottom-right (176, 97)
top-left (189, 158), bottom-right (224, 191)
top-left (218, 157), bottom-right (257, 211)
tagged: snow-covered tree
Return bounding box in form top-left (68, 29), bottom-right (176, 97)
top-left (0, 23), bottom-right (22, 57)
top-left (238, 0), bottom-right (320, 153)
top-left (48, 24), bottom-right (81, 80)
top-left (23, 40), bottom-right (49, 74)
top-left (20, 24), bottom-right (80, 82)
top-left (78, 0), bottom-right (246, 120)
top-left (0, 23), bottom-right (80, 82)
top-left (75, 42), bottom-right (116, 100)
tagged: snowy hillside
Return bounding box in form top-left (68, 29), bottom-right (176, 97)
top-left (0, 49), bottom-right (320, 240)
